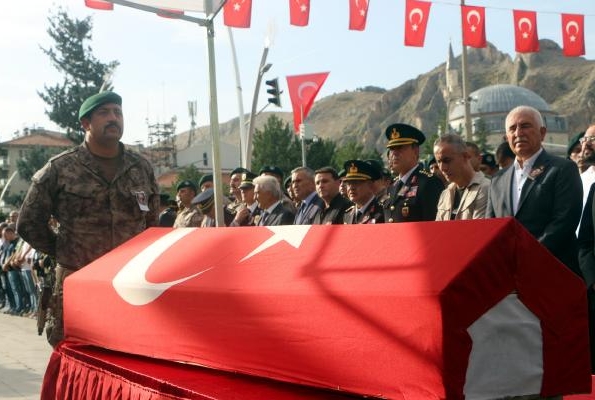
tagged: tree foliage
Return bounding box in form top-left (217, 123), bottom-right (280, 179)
top-left (331, 141), bottom-right (381, 170)
top-left (171, 164), bottom-right (204, 196)
top-left (16, 146), bottom-right (68, 182)
top-left (39, 8), bottom-right (119, 144)
top-left (251, 115), bottom-right (301, 176)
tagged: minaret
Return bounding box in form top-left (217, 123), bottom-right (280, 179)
top-left (446, 40), bottom-right (460, 96)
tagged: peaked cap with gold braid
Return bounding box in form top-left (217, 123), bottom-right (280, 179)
top-left (342, 159), bottom-right (381, 182)
top-left (385, 123), bottom-right (426, 148)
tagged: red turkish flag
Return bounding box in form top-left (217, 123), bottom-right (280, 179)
top-left (84, 0), bottom-right (113, 10)
top-left (461, 5), bottom-right (486, 48)
top-left (404, 0), bottom-right (431, 47)
top-left (349, 0), bottom-right (369, 31)
top-left (286, 72), bottom-right (329, 133)
top-left (290, 0), bottom-right (310, 27)
top-left (561, 14), bottom-right (585, 57)
top-left (223, 0), bottom-right (252, 28)
top-left (513, 10), bottom-right (539, 53)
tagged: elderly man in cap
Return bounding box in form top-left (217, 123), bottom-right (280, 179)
top-left (173, 180), bottom-right (203, 228)
top-left (229, 172), bottom-right (260, 226)
top-left (17, 91), bottom-right (159, 347)
top-left (342, 160), bottom-right (384, 224)
top-left (192, 189), bottom-right (235, 227)
top-left (383, 123), bottom-right (444, 223)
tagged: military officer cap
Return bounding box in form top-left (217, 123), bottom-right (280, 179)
top-left (364, 159), bottom-right (384, 180)
top-left (191, 188), bottom-right (214, 212)
top-left (385, 123), bottom-right (426, 148)
top-left (199, 174), bottom-right (213, 188)
top-left (259, 165), bottom-right (284, 180)
top-left (239, 171), bottom-right (258, 189)
top-left (338, 169), bottom-right (346, 179)
top-left (176, 180), bottom-right (197, 192)
top-left (230, 167), bottom-right (250, 176)
top-left (78, 91), bottom-right (122, 121)
top-left (567, 131), bottom-right (585, 158)
top-left (342, 159), bottom-right (381, 182)
top-left (481, 153), bottom-right (497, 169)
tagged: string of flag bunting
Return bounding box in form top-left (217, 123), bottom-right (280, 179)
top-left (85, 0), bottom-right (587, 57)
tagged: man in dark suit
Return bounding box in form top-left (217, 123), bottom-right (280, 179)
top-left (487, 105), bottom-right (583, 276)
top-left (291, 167), bottom-right (325, 225)
top-left (312, 166), bottom-right (352, 225)
top-left (342, 160), bottom-right (384, 224)
top-left (383, 123), bottom-right (444, 223)
top-left (253, 175), bottom-right (295, 226)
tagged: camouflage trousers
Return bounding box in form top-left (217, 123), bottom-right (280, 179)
top-left (46, 265), bottom-right (76, 348)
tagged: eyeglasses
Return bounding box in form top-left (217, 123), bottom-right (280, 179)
top-left (579, 136), bottom-right (595, 144)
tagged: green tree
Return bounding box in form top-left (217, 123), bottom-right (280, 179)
top-left (331, 141), bottom-right (381, 170)
top-left (251, 115), bottom-right (301, 176)
top-left (39, 8), bottom-right (119, 144)
top-left (304, 138), bottom-right (337, 170)
top-left (473, 117), bottom-right (489, 151)
top-left (16, 146), bottom-right (68, 181)
top-left (171, 164), bottom-right (203, 197)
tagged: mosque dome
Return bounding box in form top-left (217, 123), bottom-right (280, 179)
top-left (449, 84), bottom-right (551, 121)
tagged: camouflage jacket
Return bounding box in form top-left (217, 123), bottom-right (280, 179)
top-left (17, 142), bottom-right (159, 269)
top-left (173, 205), bottom-right (203, 227)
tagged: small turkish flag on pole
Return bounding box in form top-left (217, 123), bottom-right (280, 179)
top-left (84, 0), bottom-right (113, 10)
top-left (286, 72), bottom-right (329, 134)
top-left (290, 0), bottom-right (310, 27)
top-left (461, 5), bottom-right (486, 48)
top-left (561, 14), bottom-right (585, 57)
top-left (404, 0), bottom-right (431, 47)
top-left (513, 10), bottom-right (539, 53)
top-left (349, 0), bottom-right (369, 31)
top-left (223, 0), bottom-right (252, 28)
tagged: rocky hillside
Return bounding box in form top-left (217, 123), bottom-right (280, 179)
top-left (178, 39), bottom-right (595, 154)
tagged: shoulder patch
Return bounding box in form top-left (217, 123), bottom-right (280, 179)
top-left (419, 169), bottom-right (433, 177)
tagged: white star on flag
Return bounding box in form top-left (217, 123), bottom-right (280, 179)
top-left (571, 35), bottom-right (576, 42)
top-left (300, 4), bottom-right (307, 12)
top-left (471, 25), bottom-right (476, 32)
top-left (360, 9), bottom-right (366, 16)
top-left (412, 24), bottom-right (418, 31)
top-left (233, 2), bottom-right (240, 11)
top-left (523, 32), bottom-right (529, 39)
top-left (241, 225), bottom-right (312, 262)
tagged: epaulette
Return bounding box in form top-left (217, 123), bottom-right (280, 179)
top-left (48, 146), bottom-right (78, 163)
top-left (419, 169), bottom-right (434, 177)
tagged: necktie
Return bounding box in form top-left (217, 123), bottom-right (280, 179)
top-left (259, 211), bottom-right (268, 226)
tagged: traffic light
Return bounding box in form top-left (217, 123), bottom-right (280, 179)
top-left (265, 78), bottom-right (282, 107)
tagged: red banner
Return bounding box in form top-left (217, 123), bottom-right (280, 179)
top-left (290, 0), bottom-right (310, 27)
top-left (404, 0), bottom-right (431, 47)
top-left (84, 0), bottom-right (113, 10)
top-left (349, 0), bottom-right (369, 31)
top-left (461, 5), bottom-right (486, 48)
top-left (513, 9), bottom-right (539, 53)
top-left (223, 0), bottom-right (252, 28)
top-left (561, 13), bottom-right (585, 57)
top-left (286, 72), bottom-right (329, 133)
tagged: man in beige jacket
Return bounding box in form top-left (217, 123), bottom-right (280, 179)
top-left (433, 134), bottom-right (490, 221)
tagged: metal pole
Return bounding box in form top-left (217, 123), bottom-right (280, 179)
top-left (227, 27), bottom-right (247, 168)
top-left (461, 0), bottom-right (473, 141)
top-left (300, 105), bottom-right (306, 167)
top-left (246, 46), bottom-right (270, 171)
top-left (205, 20), bottom-right (224, 227)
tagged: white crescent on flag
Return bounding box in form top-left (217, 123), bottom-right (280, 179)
top-left (466, 10), bottom-right (481, 25)
top-left (112, 228), bottom-right (213, 306)
top-left (297, 81), bottom-right (319, 99)
top-left (409, 8), bottom-right (423, 24)
top-left (518, 17), bottom-right (532, 33)
top-left (566, 20), bottom-right (580, 35)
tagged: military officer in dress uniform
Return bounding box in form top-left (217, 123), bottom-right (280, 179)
top-left (383, 123), bottom-right (444, 223)
top-left (342, 160), bottom-right (385, 224)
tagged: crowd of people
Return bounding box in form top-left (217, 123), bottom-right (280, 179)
top-left (5, 90), bottom-right (595, 397)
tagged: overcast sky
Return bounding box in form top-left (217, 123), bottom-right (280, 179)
top-left (1, 0), bottom-right (594, 146)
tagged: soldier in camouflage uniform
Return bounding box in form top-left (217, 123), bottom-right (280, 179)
top-left (173, 180), bottom-right (203, 227)
top-left (17, 91), bottom-right (159, 347)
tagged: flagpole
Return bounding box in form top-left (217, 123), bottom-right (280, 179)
top-left (461, 0), bottom-right (473, 142)
top-left (227, 27), bottom-right (247, 168)
top-left (300, 105), bottom-right (306, 167)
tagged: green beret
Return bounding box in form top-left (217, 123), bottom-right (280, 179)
top-left (78, 91), bottom-right (122, 120)
top-left (567, 131), bottom-right (585, 157)
top-left (199, 174), bottom-right (213, 188)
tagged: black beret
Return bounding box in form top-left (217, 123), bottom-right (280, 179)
top-left (481, 153), bottom-right (497, 169)
top-left (230, 167), bottom-right (250, 176)
top-left (239, 172), bottom-right (258, 189)
top-left (176, 180), bottom-right (197, 192)
top-left (385, 123), bottom-right (425, 148)
top-left (199, 174), bottom-right (213, 188)
top-left (259, 165), bottom-right (284, 180)
top-left (191, 188), bottom-right (214, 212)
top-left (78, 91), bottom-right (122, 120)
top-left (342, 160), bottom-right (381, 181)
top-left (567, 132), bottom-right (585, 157)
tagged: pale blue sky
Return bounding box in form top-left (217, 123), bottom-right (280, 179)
top-left (1, 0), bottom-right (594, 145)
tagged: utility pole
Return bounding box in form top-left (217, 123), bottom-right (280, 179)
top-left (461, 0), bottom-right (473, 141)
